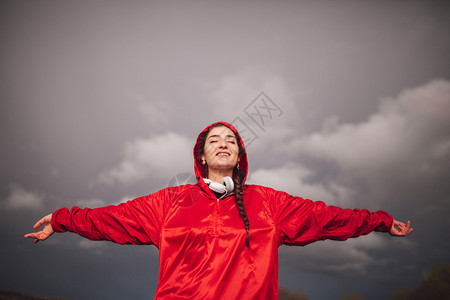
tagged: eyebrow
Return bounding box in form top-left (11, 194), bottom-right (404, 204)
top-left (207, 134), bottom-right (237, 140)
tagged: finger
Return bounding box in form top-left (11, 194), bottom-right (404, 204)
top-left (24, 233), bottom-right (36, 239)
top-left (32, 221), bottom-right (42, 229)
top-left (404, 221), bottom-right (410, 230)
top-left (393, 220), bottom-right (405, 230)
top-left (389, 228), bottom-right (399, 236)
top-left (399, 223), bottom-right (412, 236)
top-left (404, 221), bottom-right (413, 235)
top-left (25, 232), bottom-right (45, 241)
top-left (33, 217), bottom-right (46, 229)
top-left (392, 225), bottom-right (406, 236)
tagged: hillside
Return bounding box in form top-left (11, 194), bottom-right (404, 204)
top-left (0, 289), bottom-right (69, 300)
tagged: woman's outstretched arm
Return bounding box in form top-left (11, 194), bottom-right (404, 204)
top-left (24, 214), bottom-right (54, 243)
top-left (24, 189), bottom-right (171, 246)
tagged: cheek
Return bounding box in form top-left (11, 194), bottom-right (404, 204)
top-left (232, 145), bottom-right (240, 155)
top-left (204, 145), bottom-right (215, 157)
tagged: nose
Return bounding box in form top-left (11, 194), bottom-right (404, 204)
top-left (218, 138), bottom-right (227, 148)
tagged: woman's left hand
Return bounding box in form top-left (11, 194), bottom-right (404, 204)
top-left (389, 219), bottom-right (413, 237)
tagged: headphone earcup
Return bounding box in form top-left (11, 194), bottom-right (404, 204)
top-left (208, 181), bottom-right (227, 194)
top-left (221, 176), bottom-right (234, 193)
top-left (203, 177), bottom-right (234, 194)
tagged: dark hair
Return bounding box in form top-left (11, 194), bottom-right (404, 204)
top-left (233, 167), bottom-right (250, 247)
top-left (198, 123), bottom-right (250, 247)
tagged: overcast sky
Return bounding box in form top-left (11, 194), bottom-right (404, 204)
top-left (1, 1), bottom-right (449, 299)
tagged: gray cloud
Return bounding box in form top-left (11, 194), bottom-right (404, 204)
top-left (97, 132), bottom-right (193, 185)
top-left (1, 184), bottom-right (44, 211)
top-left (248, 164), bottom-right (356, 207)
top-left (298, 80), bottom-right (449, 173)
top-left (1, 1), bottom-right (449, 300)
top-left (283, 80), bottom-right (450, 210)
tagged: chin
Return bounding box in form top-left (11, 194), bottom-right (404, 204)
top-left (213, 162), bottom-right (237, 169)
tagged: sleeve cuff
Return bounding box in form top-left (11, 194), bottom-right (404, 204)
top-left (51, 207), bottom-right (71, 232)
top-left (374, 210), bottom-right (393, 232)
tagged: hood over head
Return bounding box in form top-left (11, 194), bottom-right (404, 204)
top-left (193, 121), bottom-right (248, 185)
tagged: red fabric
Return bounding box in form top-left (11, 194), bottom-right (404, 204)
top-left (51, 121), bottom-right (393, 299)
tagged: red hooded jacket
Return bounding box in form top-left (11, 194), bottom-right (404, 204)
top-left (51, 122), bottom-right (393, 299)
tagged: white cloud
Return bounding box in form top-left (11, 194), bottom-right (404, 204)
top-left (280, 234), bottom-right (393, 275)
top-left (78, 239), bottom-right (107, 254)
top-left (108, 196), bottom-right (140, 206)
top-left (248, 163), bottom-right (355, 206)
top-left (285, 80), bottom-right (450, 188)
top-left (1, 184), bottom-right (44, 210)
top-left (98, 132), bottom-right (193, 185)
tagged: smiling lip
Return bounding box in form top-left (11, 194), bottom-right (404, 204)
top-left (216, 152), bottom-right (230, 156)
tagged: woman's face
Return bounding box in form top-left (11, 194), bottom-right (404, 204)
top-left (201, 126), bottom-right (240, 172)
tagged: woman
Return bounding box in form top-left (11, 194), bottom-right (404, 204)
top-left (25, 121), bottom-right (413, 299)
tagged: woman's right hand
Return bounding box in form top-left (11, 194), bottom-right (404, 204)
top-left (24, 214), bottom-right (54, 243)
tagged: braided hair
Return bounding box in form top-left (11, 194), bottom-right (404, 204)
top-left (198, 123), bottom-right (250, 247)
top-left (233, 167), bottom-right (250, 247)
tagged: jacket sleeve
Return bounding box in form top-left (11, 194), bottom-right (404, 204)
top-left (267, 188), bottom-right (393, 246)
top-left (51, 189), bottom-right (169, 247)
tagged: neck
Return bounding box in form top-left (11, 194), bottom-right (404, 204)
top-left (207, 169), bottom-right (233, 183)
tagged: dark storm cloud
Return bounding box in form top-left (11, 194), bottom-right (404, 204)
top-left (1, 1), bottom-right (449, 299)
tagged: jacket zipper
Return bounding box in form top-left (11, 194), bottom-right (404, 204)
top-left (213, 192), bottom-right (233, 236)
top-left (216, 198), bottom-right (221, 213)
top-left (215, 197), bottom-right (222, 236)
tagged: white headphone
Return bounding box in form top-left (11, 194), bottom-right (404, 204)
top-left (203, 176), bottom-right (234, 194)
